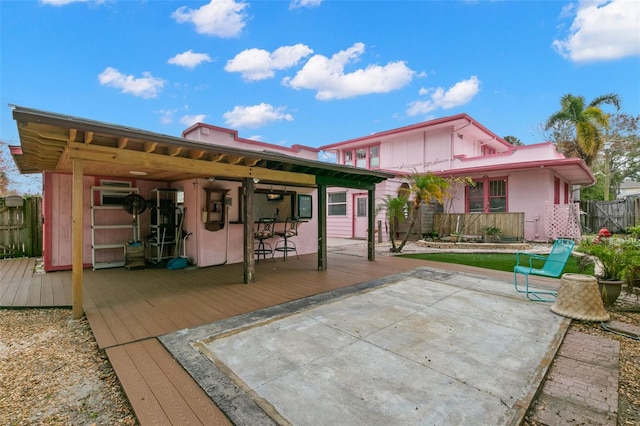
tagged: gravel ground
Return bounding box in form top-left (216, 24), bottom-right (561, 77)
top-left (0, 309), bottom-right (137, 426)
top-left (0, 247), bottom-right (638, 425)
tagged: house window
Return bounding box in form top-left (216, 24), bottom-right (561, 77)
top-left (328, 192), bottom-right (347, 216)
top-left (481, 146), bottom-right (496, 156)
top-left (356, 148), bottom-right (367, 168)
top-left (369, 145), bottom-right (379, 168)
top-left (488, 179), bottom-right (507, 212)
top-left (466, 177), bottom-right (508, 213)
top-left (468, 181), bottom-right (484, 212)
top-left (344, 150), bottom-right (353, 166)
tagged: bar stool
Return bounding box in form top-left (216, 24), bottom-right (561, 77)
top-left (274, 217), bottom-right (300, 260)
top-left (254, 217), bottom-right (276, 263)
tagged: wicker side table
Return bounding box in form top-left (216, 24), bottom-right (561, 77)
top-left (550, 273), bottom-right (610, 321)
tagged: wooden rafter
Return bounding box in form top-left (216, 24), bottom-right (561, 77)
top-left (66, 142), bottom-right (316, 185)
top-left (168, 146), bottom-right (183, 157)
top-left (84, 131), bottom-right (94, 144)
top-left (117, 137), bottom-right (128, 149)
top-left (144, 142), bottom-right (157, 153)
top-left (190, 150), bottom-right (205, 160)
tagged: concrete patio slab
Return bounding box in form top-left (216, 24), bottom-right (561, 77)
top-left (160, 267), bottom-right (570, 426)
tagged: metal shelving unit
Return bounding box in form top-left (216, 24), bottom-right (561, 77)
top-left (148, 188), bottom-right (182, 263)
top-left (91, 186), bottom-right (139, 270)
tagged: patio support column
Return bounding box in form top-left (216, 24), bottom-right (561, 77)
top-left (243, 177), bottom-right (255, 283)
top-left (368, 188), bottom-right (375, 261)
top-left (72, 159), bottom-right (84, 319)
top-left (317, 184), bottom-right (327, 271)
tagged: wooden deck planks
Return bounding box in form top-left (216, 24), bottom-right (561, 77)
top-left (106, 340), bottom-right (230, 426)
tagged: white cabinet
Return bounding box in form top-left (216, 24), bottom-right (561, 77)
top-left (91, 186), bottom-right (139, 270)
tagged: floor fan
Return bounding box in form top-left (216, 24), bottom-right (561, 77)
top-left (122, 194), bottom-right (147, 244)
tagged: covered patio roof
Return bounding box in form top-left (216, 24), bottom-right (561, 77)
top-left (10, 105), bottom-right (392, 190)
top-left (9, 104), bottom-right (394, 318)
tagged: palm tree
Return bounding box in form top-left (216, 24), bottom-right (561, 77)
top-left (545, 93), bottom-right (621, 165)
top-left (395, 172), bottom-right (450, 253)
top-left (376, 194), bottom-right (408, 253)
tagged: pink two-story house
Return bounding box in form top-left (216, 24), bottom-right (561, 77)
top-left (320, 114), bottom-right (595, 242)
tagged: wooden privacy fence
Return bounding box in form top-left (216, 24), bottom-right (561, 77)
top-left (580, 198), bottom-right (639, 234)
top-left (0, 196), bottom-right (42, 258)
top-left (432, 212), bottom-right (525, 241)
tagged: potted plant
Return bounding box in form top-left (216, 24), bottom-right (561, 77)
top-left (481, 226), bottom-right (501, 243)
top-left (577, 234), bottom-right (635, 305)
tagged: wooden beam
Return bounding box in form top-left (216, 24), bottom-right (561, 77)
top-left (228, 155), bottom-right (244, 165)
top-left (67, 142), bottom-right (316, 186)
top-left (69, 128), bottom-right (77, 142)
top-left (72, 159), bottom-right (84, 319)
top-left (316, 175), bottom-right (376, 190)
top-left (317, 185), bottom-right (327, 271)
top-left (168, 146), bottom-right (182, 157)
top-left (117, 137), bottom-right (128, 149)
top-left (144, 142), bottom-right (157, 153)
top-left (368, 188), bottom-right (375, 261)
top-left (84, 131), bottom-right (94, 144)
top-left (243, 179), bottom-right (255, 283)
top-left (190, 150), bottom-right (205, 160)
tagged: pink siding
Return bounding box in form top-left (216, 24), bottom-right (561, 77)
top-left (183, 124), bottom-right (319, 161)
top-left (321, 115), bottom-right (593, 243)
top-left (173, 178), bottom-right (318, 268)
top-left (43, 172), bottom-right (171, 271)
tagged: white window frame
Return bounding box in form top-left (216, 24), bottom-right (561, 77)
top-left (328, 192), bottom-right (347, 216)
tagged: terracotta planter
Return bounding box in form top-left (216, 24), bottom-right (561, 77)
top-left (598, 279), bottom-right (624, 305)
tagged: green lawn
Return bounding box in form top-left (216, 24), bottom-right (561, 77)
top-left (399, 252), bottom-right (592, 275)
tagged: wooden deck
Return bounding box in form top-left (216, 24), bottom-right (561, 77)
top-left (0, 251), bottom-right (433, 424)
top-left (1, 250), bottom-right (558, 425)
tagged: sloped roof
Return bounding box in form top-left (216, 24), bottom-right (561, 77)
top-left (9, 105), bottom-right (393, 190)
top-left (320, 113), bottom-right (512, 153)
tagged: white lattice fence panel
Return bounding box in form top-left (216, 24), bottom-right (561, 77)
top-left (544, 203), bottom-right (582, 241)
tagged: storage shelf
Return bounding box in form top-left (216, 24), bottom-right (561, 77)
top-left (93, 243), bottom-right (126, 250)
top-left (93, 225), bottom-right (133, 230)
top-left (93, 260), bottom-right (126, 270)
top-left (91, 186), bottom-right (139, 270)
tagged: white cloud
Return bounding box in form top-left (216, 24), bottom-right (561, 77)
top-left (225, 44), bottom-right (313, 81)
top-left (289, 0), bottom-right (322, 10)
top-left (40, 0), bottom-right (89, 5)
top-left (223, 103), bottom-right (293, 128)
top-left (172, 0), bottom-right (249, 38)
top-left (168, 50), bottom-right (213, 69)
top-left (407, 76), bottom-right (480, 116)
top-left (552, 0), bottom-right (640, 62)
top-left (283, 43), bottom-right (414, 100)
top-left (157, 109), bottom-right (177, 124)
top-left (98, 67), bottom-right (165, 99)
top-left (180, 114), bottom-right (207, 127)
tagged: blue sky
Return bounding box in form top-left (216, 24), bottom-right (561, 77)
top-left (1, 0), bottom-right (639, 156)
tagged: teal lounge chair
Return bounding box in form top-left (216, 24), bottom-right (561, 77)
top-left (514, 238), bottom-right (576, 302)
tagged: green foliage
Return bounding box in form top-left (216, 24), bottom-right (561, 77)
top-left (399, 252), bottom-right (588, 275)
top-left (376, 194), bottom-right (409, 252)
top-left (545, 93), bottom-right (621, 166)
top-left (577, 236), bottom-right (640, 280)
top-left (481, 226), bottom-right (501, 236)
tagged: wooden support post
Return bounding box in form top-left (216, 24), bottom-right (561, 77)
top-left (72, 159), bottom-right (84, 319)
top-left (368, 188), bottom-right (375, 261)
top-left (317, 184), bottom-right (327, 271)
top-left (243, 178), bottom-right (255, 283)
